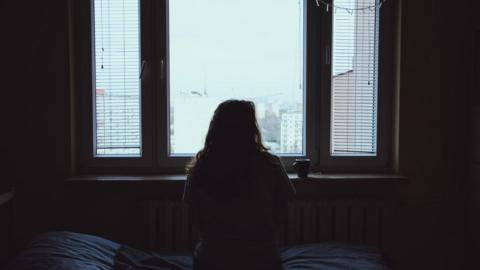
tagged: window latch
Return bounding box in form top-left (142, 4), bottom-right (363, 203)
top-left (325, 46), bottom-right (331, 65)
top-left (140, 60), bottom-right (147, 79)
top-left (160, 59), bottom-right (165, 81)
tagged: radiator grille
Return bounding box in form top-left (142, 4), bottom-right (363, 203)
top-left (145, 200), bottom-right (395, 252)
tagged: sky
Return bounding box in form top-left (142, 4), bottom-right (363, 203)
top-left (169, 0), bottom-right (305, 101)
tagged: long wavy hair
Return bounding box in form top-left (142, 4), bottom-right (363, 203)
top-left (186, 100), bottom-right (270, 200)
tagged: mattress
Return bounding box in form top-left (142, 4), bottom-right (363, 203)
top-left (4, 231), bottom-right (390, 270)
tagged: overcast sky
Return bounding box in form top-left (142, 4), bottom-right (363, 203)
top-left (169, 0), bottom-right (305, 100)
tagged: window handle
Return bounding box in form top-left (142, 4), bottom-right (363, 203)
top-left (140, 60), bottom-right (147, 79)
top-left (160, 59), bottom-right (165, 81)
top-left (325, 45), bottom-right (331, 65)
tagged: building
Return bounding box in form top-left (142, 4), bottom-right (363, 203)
top-left (280, 111), bottom-right (303, 153)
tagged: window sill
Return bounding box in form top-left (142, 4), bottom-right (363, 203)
top-left (67, 173), bottom-right (407, 200)
top-left (68, 173), bottom-right (406, 182)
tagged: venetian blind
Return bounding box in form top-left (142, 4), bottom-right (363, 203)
top-left (331, 0), bottom-right (379, 156)
top-left (93, 0), bottom-right (141, 157)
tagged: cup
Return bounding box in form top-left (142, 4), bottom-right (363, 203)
top-left (292, 158), bottom-right (310, 178)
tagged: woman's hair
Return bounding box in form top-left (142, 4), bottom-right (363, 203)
top-left (186, 99), bottom-right (270, 200)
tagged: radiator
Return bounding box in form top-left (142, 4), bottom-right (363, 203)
top-left (144, 200), bottom-right (396, 252)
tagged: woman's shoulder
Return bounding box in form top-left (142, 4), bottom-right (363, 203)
top-left (253, 151), bottom-right (284, 168)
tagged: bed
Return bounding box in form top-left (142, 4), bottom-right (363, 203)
top-left (4, 231), bottom-right (391, 270)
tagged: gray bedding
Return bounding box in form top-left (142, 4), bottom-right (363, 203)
top-left (4, 231), bottom-right (390, 270)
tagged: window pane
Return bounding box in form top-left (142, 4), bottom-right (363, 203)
top-left (331, 0), bottom-right (379, 156)
top-left (169, 0), bottom-right (305, 155)
top-left (93, 0), bottom-right (141, 157)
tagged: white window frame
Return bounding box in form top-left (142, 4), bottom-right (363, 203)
top-left (318, 0), bottom-right (395, 172)
top-left (71, 0), bottom-right (394, 174)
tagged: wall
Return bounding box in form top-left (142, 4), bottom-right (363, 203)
top-left (1, 0), bottom-right (476, 269)
top-left (467, 0), bottom-right (480, 267)
top-left (1, 0), bottom-right (71, 246)
top-left (394, 0), bottom-right (472, 269)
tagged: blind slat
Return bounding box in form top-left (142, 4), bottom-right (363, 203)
top-left (331, 0), bottom-right (379, 156)
top-left (93, 0), bottom-right (141, 157)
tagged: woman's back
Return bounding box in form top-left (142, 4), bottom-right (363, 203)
top-left (184, 152), bottom-right (293, 239)
top-left (182, 100), bottom-right (295, 269)
top-left (184, 152), bottom-right (294, 270)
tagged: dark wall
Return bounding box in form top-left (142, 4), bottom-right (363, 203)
top-left (467, 0), bottom-right (480, 267)
top-left (394, 1), bottom-right (472, 269)
top-left (1, 0), bottom-right (71, 245)
top-left (1, 0), bottom-right (476, 269)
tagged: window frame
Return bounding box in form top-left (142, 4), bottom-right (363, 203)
top-left (154, 0), bottom-right (319, 173)
top-left (73, 0), bottom-right (155, 173)
top-left (71, 0), bottom-right (393, 174)
top-left (318, 0), bottom-right (395, 173)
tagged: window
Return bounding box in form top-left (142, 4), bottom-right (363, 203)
top-left (168, 0), bottom-right (305, 155)
top-left (93, 0), bottom-right (141, 157)
top-left (319, 0), bottom-right (394, 171)
top-left (331, 0), bottom-right (379, 156)
top-left (72, 0), bottom-right (394, 173)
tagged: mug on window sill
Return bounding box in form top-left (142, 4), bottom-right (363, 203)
top-left (292, 158), bottom-right (310, 178)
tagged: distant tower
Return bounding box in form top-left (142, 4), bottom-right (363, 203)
top-left (203, 76), bottom-right (208, 96)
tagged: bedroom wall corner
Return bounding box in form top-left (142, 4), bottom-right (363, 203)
top-left (1, 0), bottom-right (73, 251)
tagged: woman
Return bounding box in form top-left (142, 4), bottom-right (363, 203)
top-left (183, 100), bottom-right (295, 270)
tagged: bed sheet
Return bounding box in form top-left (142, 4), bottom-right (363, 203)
top-left (4, 231), bottom-right (390, 270)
